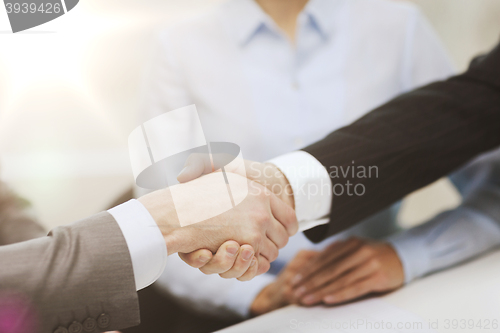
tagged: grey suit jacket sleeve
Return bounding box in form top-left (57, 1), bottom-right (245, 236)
top-left (0, 212), bottom-right (140, 333)
top-left (0, 180), bottom-right (46, 246)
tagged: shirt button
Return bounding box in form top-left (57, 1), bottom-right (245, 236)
top-left (83, 318), bottom-right (97, 332)
top-left (53, 327), bottom-right (69, 333)
top-left (97, 313), bottom-right (110, 329)
top-left (68, 321), bottom-right (83, 333)
top-left (294, 137), bottom-right (304, 148)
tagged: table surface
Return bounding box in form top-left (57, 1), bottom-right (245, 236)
top-left (220, 248), bottom-right (500, 333)
top-left (382, 248), bottom-right (500, 332)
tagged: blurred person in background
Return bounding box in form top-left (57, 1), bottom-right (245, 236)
top-left (0, 178), bottom-right (45, 246)
top-left (122, 0), bottom-right (456, 331)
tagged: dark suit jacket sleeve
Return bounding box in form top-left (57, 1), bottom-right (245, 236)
top-left (303, 41), bottom-right (500, 243)
top-left (0, 212), bottom-right (140, 333)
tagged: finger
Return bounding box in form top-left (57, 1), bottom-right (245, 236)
top-left (266, 216), bottom-right (290, 250)
top-left (313, 238), bottom-right (363, 268)
top-left (281, 267), bottom-right (306, 296)
top-left (285, 250), bottom-right (318, 274)
top-left (269, 192), bottom-right (298, 236)
top-left (293, 238), bottom-right (362, 286)
top-left (219, 245), bottom-right (255, 279)
top-left (199, 241), bottom-right (240, 275)
top-left (259, 237), bottom-right (280, 264)
top-left (299, 260), bottom-right (378, 305)
top-left (177, 153), bottom-right (213, 183)
top-left (284, 251), bottom-right (320, 285)
top-left (237, 256), bottom-right (259, 281)
top-left (256, 254), bottom-right (271, 275)
top-left (282, 282), bottom-right (296, 304)
top-left (322, 278), bottom-right (376, 305)
top-left (293, 244), bottom-right (372, 299)
top-left (178, 249), bottom-right (213, 268)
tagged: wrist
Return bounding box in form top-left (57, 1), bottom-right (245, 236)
top-left (138, 188), bottom-right (183, 255)
top-left (264, 163), bottom-right (295, 209)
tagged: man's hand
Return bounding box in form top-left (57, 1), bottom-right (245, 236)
top-left (250, 250), bottom-right (317, 316)
top-left (184, 241), bottom-right (258, 281)
top-left (138, 172), bottom-right (298, 278)
top-left (177, 156), bottom-right (296, 276)
top-left (177, 155), bottom-right (294, 208)
top-left (291, 238), bottom-right (404, 305)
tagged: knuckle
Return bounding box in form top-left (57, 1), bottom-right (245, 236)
top-left (254, 210), bottom-right (270, 226)
top-left (359, 245), bottom-right (375, 257)
top-left (249, 232), bottom-right (263, 246)
top-left (269, 248), bottom-right (279, 262)
top-left (258, 259), bottom-right (271, 275)
top-left (277, 235), bottom-right (289, 249)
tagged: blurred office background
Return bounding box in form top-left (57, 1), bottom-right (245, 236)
top-left (0, 0), bottom-right (499, 230)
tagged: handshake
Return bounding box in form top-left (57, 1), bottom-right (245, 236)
top-left (138, 157), bottom-right (298, 281)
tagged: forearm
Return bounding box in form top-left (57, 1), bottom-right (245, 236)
top-left (303, 44), bottom-right (500, 242)
top-left (0, 212), bottom-right (140, 332)
top-left (388, 207), bottom-right (500, 283)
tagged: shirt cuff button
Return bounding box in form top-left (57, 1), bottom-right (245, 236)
top-left (68, 321), bottom-right (83, 333)
top-left (83, 317), bottom-right (97, 332)
top-left (97, 313), bottom-right (111, 329)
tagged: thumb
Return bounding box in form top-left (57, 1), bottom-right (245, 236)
top-left (179, 249), bottom-right (213, 268)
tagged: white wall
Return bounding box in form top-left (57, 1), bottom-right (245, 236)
top-left (0, 0), bottom-right (499, 229)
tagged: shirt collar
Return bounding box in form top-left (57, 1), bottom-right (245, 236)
top-left (220, 0), bottom-right (347, 46)
top-left (219, 0), bottom-right (271, 46)
top-left (304, 0), bottom-right (347, 40)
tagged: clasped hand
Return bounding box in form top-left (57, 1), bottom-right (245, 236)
top-left (250, 238), bottom-right (405, 315)
top-left (138, 156), bottom-right (297, 281)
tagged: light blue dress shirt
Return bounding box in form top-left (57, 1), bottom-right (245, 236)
top-left (146, 0), bottom-right (456, 318)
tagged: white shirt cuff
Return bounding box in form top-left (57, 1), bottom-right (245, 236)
top-left (268, 151), bottom-right (332, 232)
top-left (108, 199), bottom-right (167, 291)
